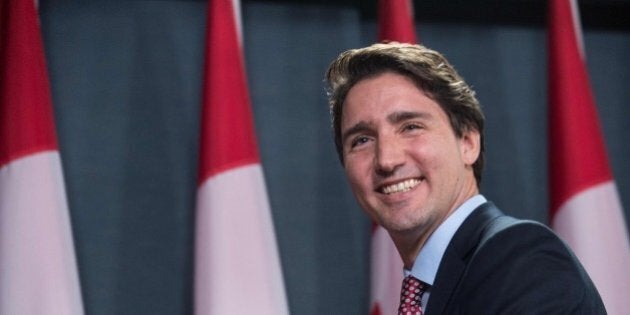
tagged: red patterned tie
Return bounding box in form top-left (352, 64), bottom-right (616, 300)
top-left (398, 275), bottom-right (427, 315)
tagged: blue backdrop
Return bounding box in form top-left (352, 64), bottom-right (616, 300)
top-left (39, 1), bottom-right (630, 314)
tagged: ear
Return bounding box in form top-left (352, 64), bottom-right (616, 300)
top-left (459, 128), bottom-right (481, 166)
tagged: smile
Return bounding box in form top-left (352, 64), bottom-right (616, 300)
top-left (380, 178), bottom-right (421, 195)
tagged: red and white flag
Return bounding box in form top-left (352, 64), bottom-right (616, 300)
top-left (548, 0), bottom-right (630, 313)
top-left (370, 1), bottom-right (416, 314)
top-left (193, 0), bottom-right (289, 314)
top-left (0, 1), bottom-right (84, 314)
top-left (377, 0), bottom-right (417, 44)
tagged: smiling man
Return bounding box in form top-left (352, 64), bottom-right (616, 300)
top-left (325, 43), bottom-right (605, 314)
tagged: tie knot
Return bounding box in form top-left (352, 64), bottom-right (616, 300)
top-left (398, 276), bottom-right (427, 315)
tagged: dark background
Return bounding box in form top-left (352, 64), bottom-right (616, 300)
top-left (39, 0), bottom-right (629, 314)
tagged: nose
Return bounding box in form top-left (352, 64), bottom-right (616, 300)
top-left (374, 136), bottom-right (405, 176)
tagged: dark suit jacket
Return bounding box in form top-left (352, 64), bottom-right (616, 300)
top-left (425, 202), bottom-right (606, 314)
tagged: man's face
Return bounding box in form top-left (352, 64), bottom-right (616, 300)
top-left (340, 72), bottom-right (480, 238)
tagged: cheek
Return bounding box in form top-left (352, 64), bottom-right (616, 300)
top-left (410, 139), bottom-right (459, 174)
top-left (344, 158), bottom-right (372, 191)
top-left (407, 139), bottom-right (435, 164)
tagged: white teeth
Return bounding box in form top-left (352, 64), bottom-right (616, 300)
top-left (382, 179), bottom-right (420, 194)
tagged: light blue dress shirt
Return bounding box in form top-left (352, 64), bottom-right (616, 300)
top-left (403, 194), bottom-right (487, 308)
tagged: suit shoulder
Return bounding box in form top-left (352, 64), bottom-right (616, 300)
top-left (480, 216), bottom-right (559, 248)
top-left (473, 216), bottom-right (576, 275)
top-left (456, 215), bottom-right (605, 313)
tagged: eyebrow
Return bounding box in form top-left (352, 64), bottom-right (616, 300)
top-left (387, 111), bottom-right (432, 124)
top-left (341, 111), bottom-right (433, 144)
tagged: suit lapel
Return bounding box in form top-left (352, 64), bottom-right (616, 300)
top-left (425, 203), bottom-right (503, 315)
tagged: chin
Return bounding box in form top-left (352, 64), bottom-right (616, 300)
top-left (377, 216), bottom-right (422, 234)
top-left (379, 210), bottom-right (431, 234)
top-left (384, 223), bottom-right (420, 235)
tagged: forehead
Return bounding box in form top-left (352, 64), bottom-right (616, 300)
top-left (341, 72), bottom-right (445, 127)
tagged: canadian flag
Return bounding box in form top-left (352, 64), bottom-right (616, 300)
top-left (377, 0), bottom-right (417, 45)
top-left (0, 0), bottom-right (84, 314)
top-left (548, 0), bottom-right (630, 314)
top-left (193, 0), bottom-right (289, 314)
top-left (370, 1), bottom-right (416, 315)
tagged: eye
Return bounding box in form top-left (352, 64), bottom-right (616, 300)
top-left (402, 123), bottom-right (423, 132)
top-left (350, 136), bottom-right (370, 148)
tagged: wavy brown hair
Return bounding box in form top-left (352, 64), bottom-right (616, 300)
top-left (325, 42), bottom-right (485, 185)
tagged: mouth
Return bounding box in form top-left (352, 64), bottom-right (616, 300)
top-left (378, 178), bottom-right (422, 195)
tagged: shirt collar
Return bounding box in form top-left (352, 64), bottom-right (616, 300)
top-left (404, 194), bottom-right (487, 285)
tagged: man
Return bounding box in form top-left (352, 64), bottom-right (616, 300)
top-left (325, 43), bottom-right (605, 314)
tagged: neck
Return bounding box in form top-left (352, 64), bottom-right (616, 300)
top-left (391, 232), bottom-right (430, 269)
